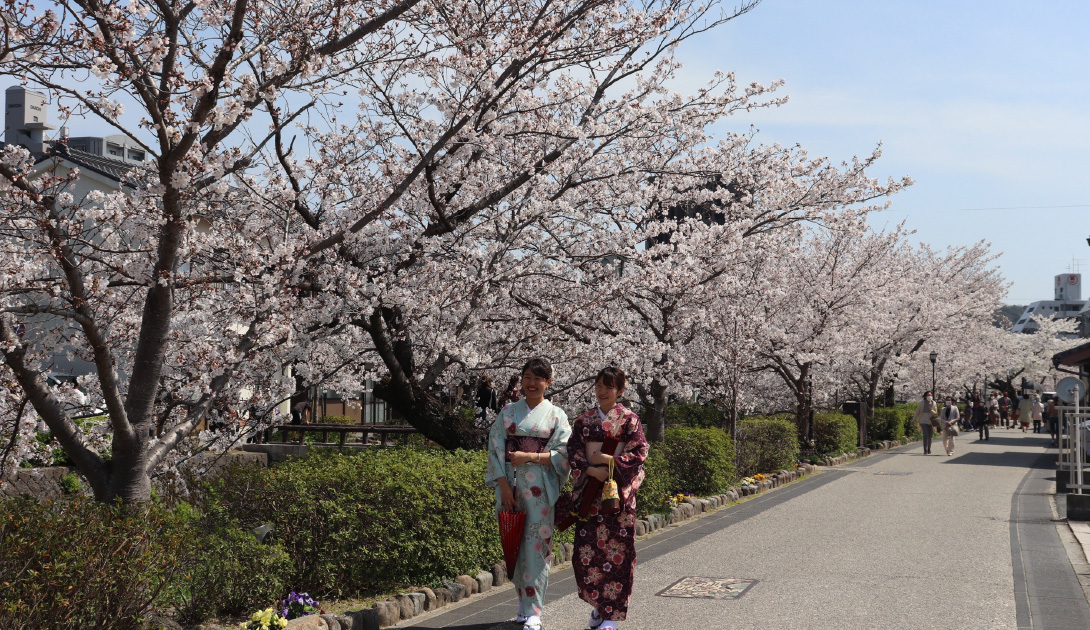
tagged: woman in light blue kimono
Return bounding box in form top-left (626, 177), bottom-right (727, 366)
top-left (486, 358), bottom-right (572, 630)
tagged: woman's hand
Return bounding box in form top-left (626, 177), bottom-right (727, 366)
top-left (509, 451), bottom-right (541, 467)
top-left (498, 478), bottom-right (517, 512)
top-left (586, 466), bottom-right (609, 482)
top-left (589, 451), bottom-right (614, 467)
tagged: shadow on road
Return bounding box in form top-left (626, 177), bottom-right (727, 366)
top-left (943, 450), bottom-right (1054, 469)
top-left (961, 434), bottom-right (1053, 448)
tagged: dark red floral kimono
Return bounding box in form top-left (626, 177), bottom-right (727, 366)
top-left (560, 403), bottom-right (648, 622)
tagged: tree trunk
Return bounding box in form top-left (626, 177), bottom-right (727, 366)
top-left (636, 380), bottom-right (668, 443)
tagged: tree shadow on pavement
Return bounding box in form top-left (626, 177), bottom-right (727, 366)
top-left (943, 450), bottom-right (1054, 469)
top-left (963, 435), bottom-right (1053, 448)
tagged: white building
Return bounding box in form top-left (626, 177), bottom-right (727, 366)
top-left (1012, 273), bottom-right (1086, 333)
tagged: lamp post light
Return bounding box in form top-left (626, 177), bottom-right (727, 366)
top-left (929, 351), bottom-right (938, 396)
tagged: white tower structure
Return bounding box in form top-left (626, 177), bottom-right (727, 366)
top-left (4, 86), bottom-right (55, 155)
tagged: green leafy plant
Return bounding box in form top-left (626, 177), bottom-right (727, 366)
top-left (0, 496), bottom-right (191, 630)
top-left (664, 403), bottom-right (725, 429)
top-left (635, 444), bottom-right (675, 518)
top-left (60, 472), bottom-right (82, 494)
top-left (200, 448), bottom-right (501, 597)
top-left (170, 526), bottom-right (293, 624)
top-left (735, 415), bottom-right (799, 477)
top-left (660, 427), bottom-right (734, 495)
top-left (813, 412), bottom-right (859, 455)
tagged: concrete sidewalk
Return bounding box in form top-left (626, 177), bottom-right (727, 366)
top-left (404, 430), bottom-right (1090, 629)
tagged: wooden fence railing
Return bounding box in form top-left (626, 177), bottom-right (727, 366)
top-left (256, 423), bottom-right (419, 446)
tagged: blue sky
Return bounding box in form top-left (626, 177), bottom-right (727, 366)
top-left (675, 0), bottom-right (1090, 304)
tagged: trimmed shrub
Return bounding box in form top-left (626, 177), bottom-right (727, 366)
top-left (318, 415), bottom-right (356, 425)
top-left (869, 408), bottom-right (904, 443)
top-left (0, 496), bottom-right (191, 630)
top-left (635, 444), bottom-right (675, 518)
top-left (660, 427), bottom-right (734, 495)
top-left (201, 448), bottom-right (500, 597)
top-left (665, 403), bottom-right (725, 429)
top-left (735, 415), bottom-right (799, 477)
top-left (898, 403), bottom-right (922, 439)
top-left (813, 412), bottom-right (858, 456)
top-left (171, 526), bottom-right (293, 624)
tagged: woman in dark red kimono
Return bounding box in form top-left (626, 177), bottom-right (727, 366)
top-left (563, 367), bottom-right (648, 629)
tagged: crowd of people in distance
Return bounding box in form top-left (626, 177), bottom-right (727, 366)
top-left (913, 389), bottom-right (1060, 456)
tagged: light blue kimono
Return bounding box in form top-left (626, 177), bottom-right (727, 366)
top-left (486, 399), bottom-right (572, 617)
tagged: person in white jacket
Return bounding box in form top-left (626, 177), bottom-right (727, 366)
top-left (912, 392), bottom-right (939, 455)
top-left (940, 397), bottom-right (960, 456)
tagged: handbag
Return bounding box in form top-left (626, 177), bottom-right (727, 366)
top-left (946, 422), bottom-right (959, 437)
top-left (601, 456), bottom-right (621, 514)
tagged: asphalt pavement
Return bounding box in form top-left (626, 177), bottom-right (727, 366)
top-left (402, 429), bottom-right (1090, 630)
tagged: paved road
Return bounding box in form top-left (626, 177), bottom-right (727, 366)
top-left (402, 430), bottom-right (1090, 629)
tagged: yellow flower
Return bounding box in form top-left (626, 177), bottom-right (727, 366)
top-left (277, 618), bottom-right (288, 628)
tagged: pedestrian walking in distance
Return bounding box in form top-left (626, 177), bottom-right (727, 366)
top-left (1031, 395), bottom-right (1044, 433)
top-left (999, 392), bottom-right (1012, 428)
top-left (971, 391), bottom-right (988, 441)
top-left (913, 392), bottom-right (939, 455)
top-left (940, 396), bottom-right (960, 456)
top-left (1017, 394), bottom-right (1033, 433)
top-left (1046, 397), bottom-right (1060, 446)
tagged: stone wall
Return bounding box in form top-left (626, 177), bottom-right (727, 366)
top-left (0, 466), bottom-right (69, 501)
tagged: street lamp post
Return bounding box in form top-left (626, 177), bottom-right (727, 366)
top-left (929, 351), bottom-right (938, 395)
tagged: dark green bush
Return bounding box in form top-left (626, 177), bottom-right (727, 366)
top-left (813, 412), bottom-right (859, 455)
top-left (318, 415), bottom-right (356, 425)
top-left (869, 408), bottom-right (904, 443)
top-left (665, 403), bottom-right (725, 428)
top-left (660, 427), bottom-right (734, 495)
top-left (735, 415), bottom-right (799, 477)
top-left (201, 448), bottom-right (500, 597)
top-left (0, 496), bottom-right (190, 630)
top-left (635, 444), bottom-right (675, 518)
top-left (60, 471), bottom-right (82, 494)
top-left (171, 526), bottom-right (293, 624)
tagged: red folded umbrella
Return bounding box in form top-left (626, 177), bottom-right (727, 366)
top-left (498, 509), bottom-right (526, 577)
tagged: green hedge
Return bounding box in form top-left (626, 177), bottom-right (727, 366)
top-left (869, 408), bottom-right (905, 442)
top-left (0, 496), bottom-right (192, 630)
top-left (201, 448), bottom-right (500, 597)
top-left (318, 415), bottom-right (356, 425)
top-left (171, 525), bottom-right (293, 624)
top-left (813, 412), bottom-right (858, 456)
top-left (665, 403), bottom-right (725, 429)
top-left (735, 415), bottom-right (799, 477)
top-left (660, 427), bottom-right (734, 495)
top-left (635, 444), bottom-right (675, 518)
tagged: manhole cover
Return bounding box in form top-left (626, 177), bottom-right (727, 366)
top-left (656, 577), bottom-right (758, 600)
top-left (873, 471), bottom-right (912, 476)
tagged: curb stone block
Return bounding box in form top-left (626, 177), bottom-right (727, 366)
top-left (372, 601), bottom-right (399, 627)
top-left (635, 520), bottom-right (648, 536)
top-left (492, 562), bottom-right (506, 587)
top-left (395, 594), bottom-right (414, 620)
top-left (444, 580), bottom-right (466, 602)
top-left (562, 542), bottom-right (574, 561)
top-left (345, 609), bottom-right (379, 630)
top-left (417, 587), bottom-right (437, 611)
top-left (333, 614), bottom-right (354, 630)
top-left (319, 615), bottom-right (341, 630)
top-left (457, 574), bottom-right (478, 595)
top-left (407, 592), bottom-right (426, 615)
top-left (435, 586), bottom-right (453, 607)
top-left (286, 616), bottom-right (328, 630)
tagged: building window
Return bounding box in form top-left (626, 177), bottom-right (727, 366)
top-left (127, 149), bottom-right (144, 161)
top-left (107, 143), bottom-right (122, 157)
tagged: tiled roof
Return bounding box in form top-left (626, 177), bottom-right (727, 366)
top-left (36, 145), bottom-right (143, 182)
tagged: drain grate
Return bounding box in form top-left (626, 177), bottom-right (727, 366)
top-left (656, 577), bottom-right (758, 600)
